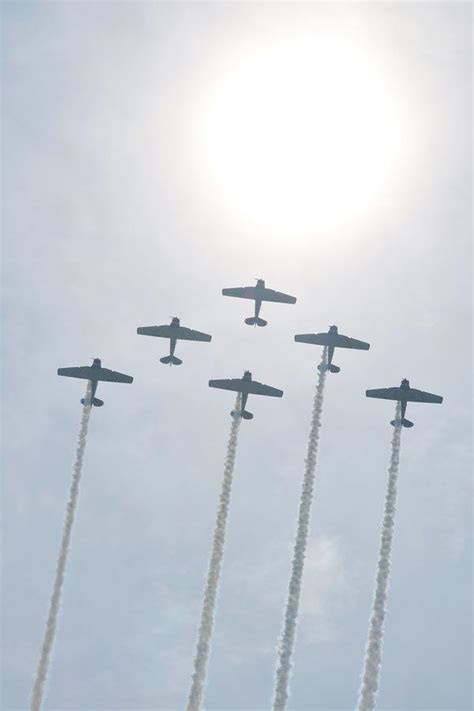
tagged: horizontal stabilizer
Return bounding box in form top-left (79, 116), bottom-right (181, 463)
top-left (317, 363), bottom-right (340, 373)
top-left (391, 418), bottom-right (414, 428)
top-left (160, 355), bottom-right (183, 365)
top-left (245, 317), bottom-right (267, 327)
top-left (81, 397), bottom-right (104, 407)
top-left (231, 409), bottom-right (253, 420)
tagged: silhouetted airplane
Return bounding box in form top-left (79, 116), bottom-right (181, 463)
top-left (295, 325), bottom-right (370, 372)
top-left (137, 317), bottom-right (212, 365)
top-left (57, 358), bottom-right (133, 407)
top-left (366, 378), bottom-right (443, 427)
top-left (222, 279), bottom-right (296, 326)
top-left (209, 370), bottom-right (283, 419)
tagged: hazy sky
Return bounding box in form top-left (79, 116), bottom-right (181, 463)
top-left (2, 3), bottom-right (472, 710)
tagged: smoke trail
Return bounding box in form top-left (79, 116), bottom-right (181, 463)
top-left (273, 349), bottom-right (328, 711)
top-left (30, 383), bottom-right (92, 711)
top-left (357, 402), bottom-right (402, 711)
top-left (187, 397), bottom-right (242, 711)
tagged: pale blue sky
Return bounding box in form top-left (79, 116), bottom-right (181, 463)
top-left (2, 3), bottom-right (472, 710)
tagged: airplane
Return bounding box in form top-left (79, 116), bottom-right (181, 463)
top-left (294, 325), bottom-right (370, 372)
top-left (222, 279), bottom-right (296, 326)
top-left (366, 378), bottom-right (443, 428)
top-left (137, 317), bottom-right (212, 365)
top-left (208, 370), bottom-right (283, 419)
top-left (57, 358), bottom-right (133, 407)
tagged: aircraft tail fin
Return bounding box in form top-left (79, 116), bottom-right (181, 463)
top-left (391, 418), bottom-right (413, 428)
top-left (160, 355), bottom-right (183, 366)
top-left (231, 409), bottom-right (254, 420)
top-left (245, 317), bottom-right (267, 327)
top-left (81, 397), bottom-right (104, 407)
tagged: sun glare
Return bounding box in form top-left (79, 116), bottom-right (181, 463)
top-left (198, 36), bottom-right (407, 236)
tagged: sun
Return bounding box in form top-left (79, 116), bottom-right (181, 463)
top-left (196, 36), bottom-right (407, 237)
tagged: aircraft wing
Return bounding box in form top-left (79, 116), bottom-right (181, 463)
top-left (208, 378), bottom-right (283, 397)
top-left (222, 286), bottom-right (258, 300)
top-left (209, 378), bottom-right (248, 393)
top-left (244, 379), bottom-right (284, 397)
top-left (260, 288), bottom-right (296, 304)
top-left (173, 326), bottom-right (211, 342)
top-left (58, 366), bottom-right (96, 381)
top-left (295, 333), bottom-right (370, 350)
top-left (366, 387), bottom-right (404, 401)
top-left (137, 325), bottom-right (211, 342)
top-left (222, 286), bottom-right (296, 304)
top-left (366, 387), bottom-right (443, 403)
top-left (137, 325), bottom-right (174, 339)
top-left (403, 388), bottom-right (443, 404)
top-left (57, 366), bottom-right (133, 384)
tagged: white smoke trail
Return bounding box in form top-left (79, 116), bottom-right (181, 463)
top-left (30, 383), bottom-right (92, 711)
top-left (273, 349), bottom-right (328, 711)
top-left (357, 402), bottom-right (402, 711)
top-left (187, 397), bottom-right (242, 711)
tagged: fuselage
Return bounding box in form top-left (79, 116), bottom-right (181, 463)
top-left (89, 358), bottom-right (102, 398)
top-left (169, 318), bottom-right (180, 355)
top-left (239, 371), bottom-right (252, 410)
top-left (326, 327), bottom-right (338, 365)
top-left (398, 379), bottom-right (411, 417)
top-left (254, 283), bottom-right (264, 317)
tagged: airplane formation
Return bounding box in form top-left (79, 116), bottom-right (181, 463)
top-left (57, 279), bottom-right (443, 424)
